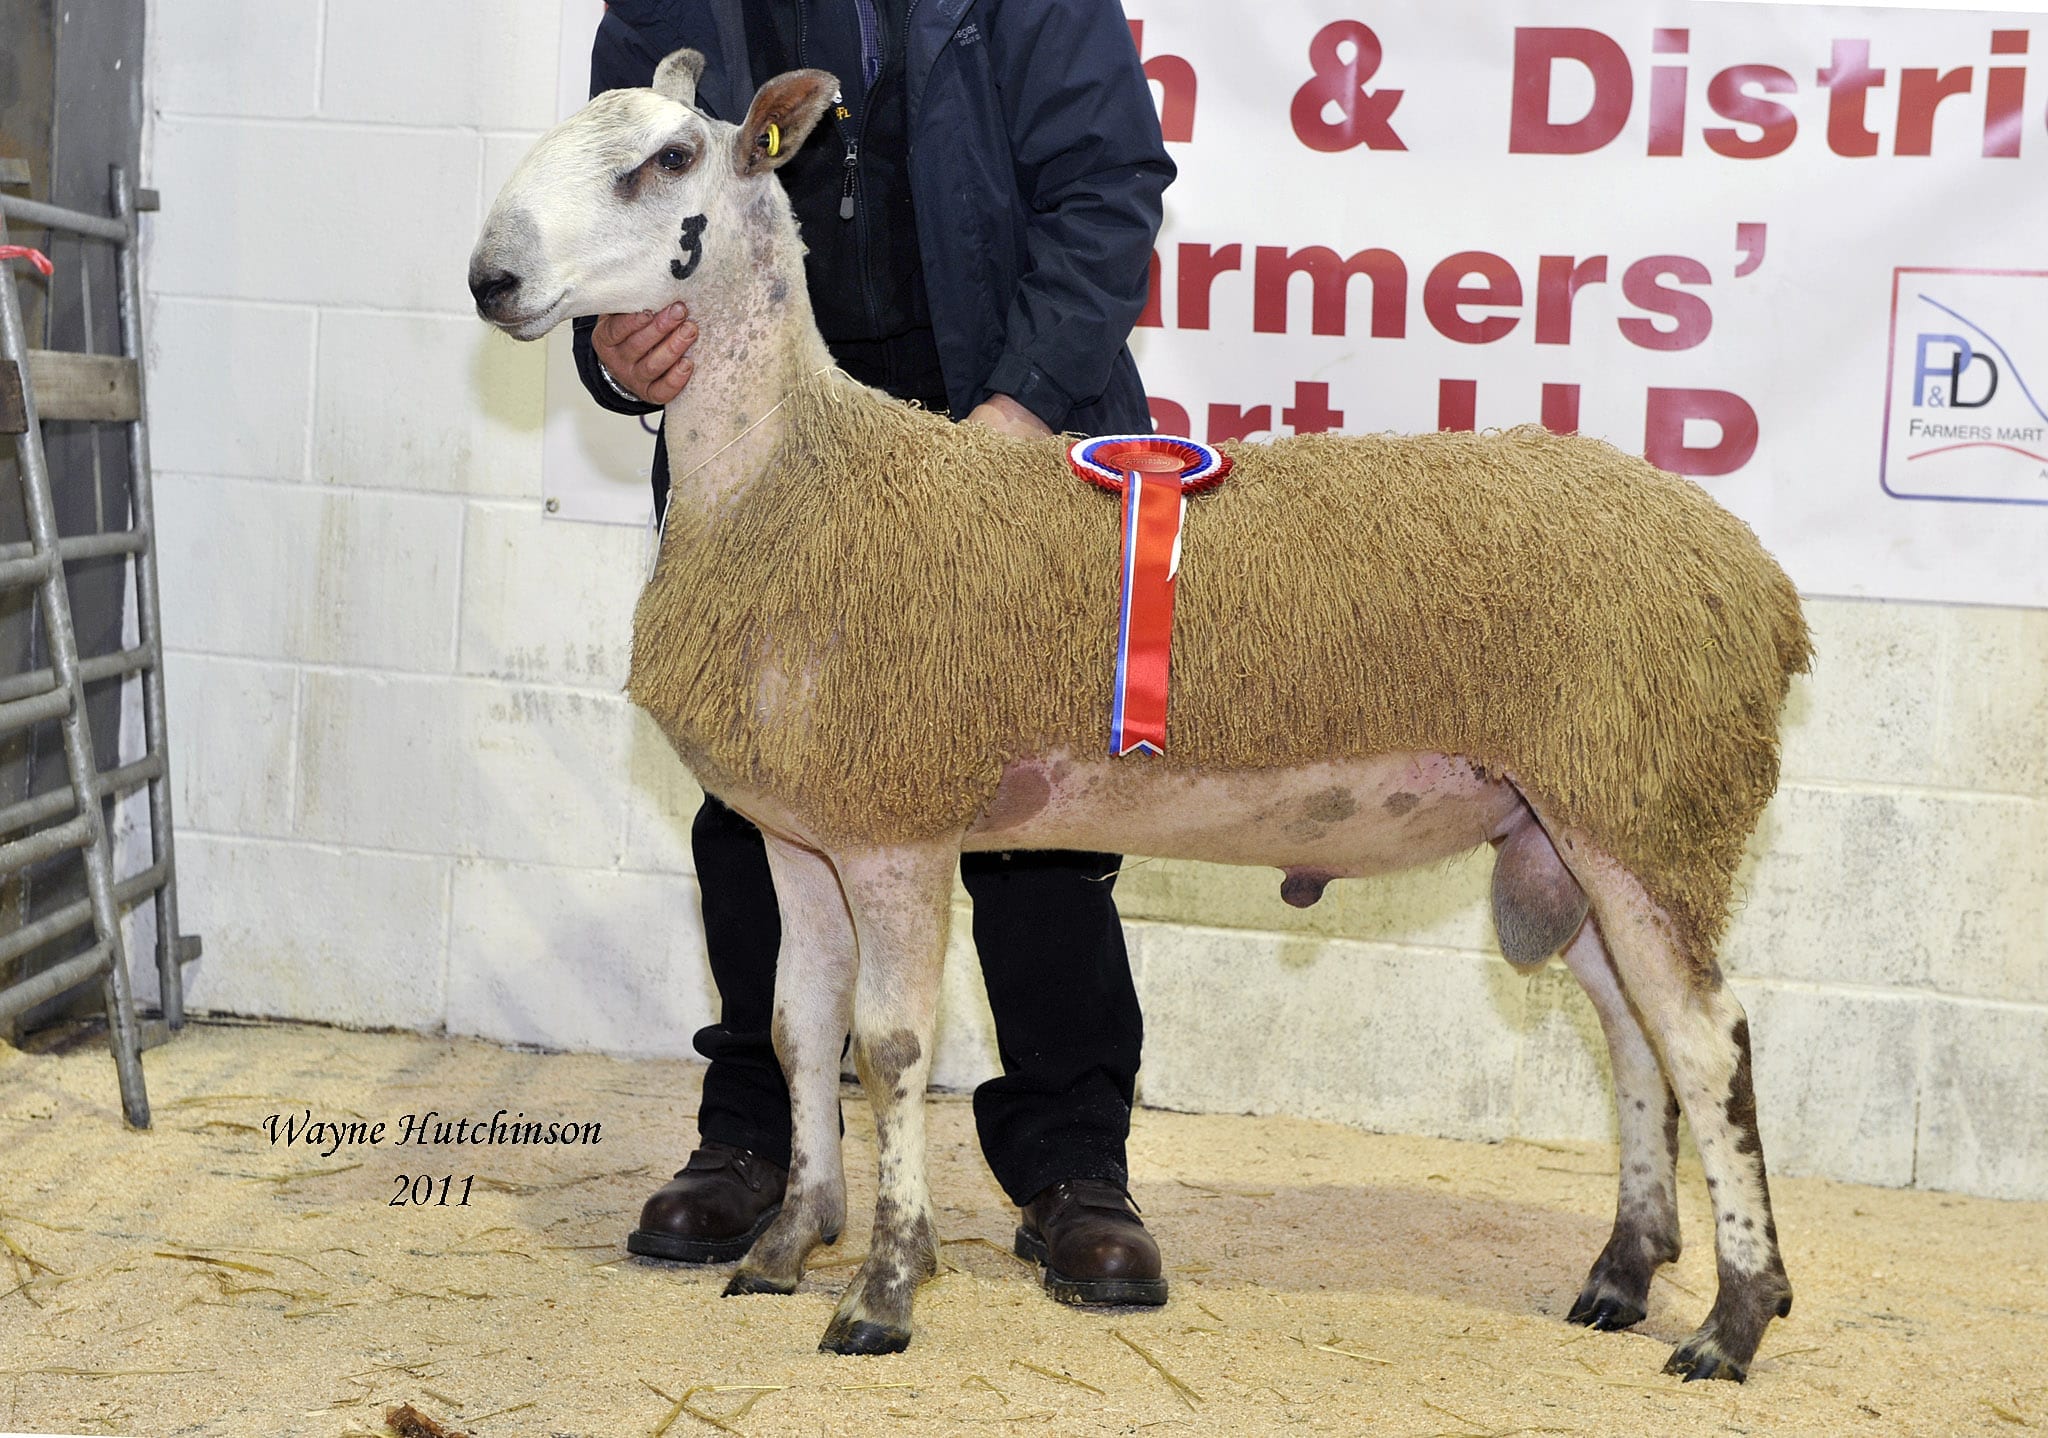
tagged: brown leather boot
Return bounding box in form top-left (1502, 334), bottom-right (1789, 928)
top-left (627, 1142), bottom-right (786, 1263)
top-left (1014, 1178), bottom-right (1168, 1306)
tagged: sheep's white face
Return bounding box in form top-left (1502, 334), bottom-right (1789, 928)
top-left (468, 53), bottom-right (836, 341)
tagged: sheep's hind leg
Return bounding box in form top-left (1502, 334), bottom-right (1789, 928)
top-left (724, 833), bottom-right (854, 1296)
top-left (1569, 846), bottom-right (1792, 1382)
top-left (817, 843), bottom-right (954, 1356)
top-left (1557, 921), bottom-right (1682, 1332)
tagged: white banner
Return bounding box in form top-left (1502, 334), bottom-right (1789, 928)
top-left (542, 0), bottom-right (2048, 607)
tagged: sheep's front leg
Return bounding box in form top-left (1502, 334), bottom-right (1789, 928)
top-left (817, 843), bottom-right (955, 1356)
top-left (1558, 921), bottom-right (1682, 1331)
top-left (724, 832), bottom-right (855, 1296)
top-left (1575, 854), bottom-right (1792, 1383)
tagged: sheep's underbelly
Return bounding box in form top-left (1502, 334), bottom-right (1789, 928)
top-left (960, 749), bottom-right (1523, 873)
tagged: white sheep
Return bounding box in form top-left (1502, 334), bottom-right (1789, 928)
top-left (469, 51), bottom-right (1809, 1381)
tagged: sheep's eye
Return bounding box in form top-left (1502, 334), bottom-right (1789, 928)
top-left (658, 146), bottom-right (692, 172)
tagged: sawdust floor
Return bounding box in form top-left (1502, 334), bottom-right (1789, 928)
top-left (1, 1021), bottom-right (2043, 1438)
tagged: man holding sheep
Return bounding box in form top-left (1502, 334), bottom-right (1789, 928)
top-left (572, 0), bottom-right (1176, 1306)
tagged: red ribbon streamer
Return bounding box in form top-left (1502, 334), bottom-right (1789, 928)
top-left (1113, 467), bottom-right (1186, 755)
top-left (1071, 435), bottom-right (1230, 757)
top-left (0, 245), bottom-right (54, 278)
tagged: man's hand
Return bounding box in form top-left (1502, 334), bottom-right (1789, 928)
top-left (964, 392), bottom-right (1054, 438)
top-left (592, 304), bottom-right (698, 405)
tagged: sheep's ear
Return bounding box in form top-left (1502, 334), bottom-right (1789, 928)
top-left (652, 49), bottom-right (706, 107)
top-left (733, 68), bottom-right (838, 176)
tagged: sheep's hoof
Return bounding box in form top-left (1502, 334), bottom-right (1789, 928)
top-left (1565, 1289), bottom-right (1645, 1332)
top-left (819, 1318), bottom-right (911, 1356)
top-left (1567, 1227), bottom-right (1674, 1334)
top-left (1664, 1331), bottom-right (1747, 1384)
top-left (722, 1269), bottom-right (797, 1297)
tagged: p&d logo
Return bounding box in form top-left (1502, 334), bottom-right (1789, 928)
top-left (1881, 267), bottom-right (2048, 507)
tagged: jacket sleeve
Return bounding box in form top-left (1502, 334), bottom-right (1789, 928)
top-left (570, 13), bottom-right (672, 418)
top-left (981, 0), bottom-right (1174, 431)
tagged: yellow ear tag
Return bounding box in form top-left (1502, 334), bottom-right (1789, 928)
top-left (766, 123), bottom-right (781, 158)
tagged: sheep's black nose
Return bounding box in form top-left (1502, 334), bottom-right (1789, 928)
top-left (469, 266), bottom-right (521, 316)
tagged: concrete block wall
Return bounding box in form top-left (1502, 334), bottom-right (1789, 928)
top-left (138, 4), bottom-right (2048, 1199)
top-left (142, 1), bottom-right (724, 1068)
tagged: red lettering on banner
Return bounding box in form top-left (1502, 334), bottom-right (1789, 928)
top-left (1252, 245), bottom-right (1407, 337)
top-left (1896, 65), bottom-right (1976, 156)
top-left (1290, 21), bottom-right (1406, 152)
top-left (1157, 240), bottom-right (1739, 347)
top-left (1147, 387), bottom-right (1351, 443)
top-left (1618, 256), bottom-right (1713, 351)
top-left (1541, 383), bottom-right (1581, 435)
top-left (1177, 243), bottom-right (1242, 330)
top-left (1503, 27), bottom-right (2031, 158)
top-left (1986, 30), bottom-right (2026, 157)
top-left (1129, 21), bottom-right (1197, 144)
top-left (1435, 383), bottom-right (1758, 474)
top-left (1534, 255), bottom-right (1608, 345)
top-left (1434, 381), bottom-right (1575, 435)
top-left (1818, 39), bottom-right (1886, 157)
top-left (1138, 250), bottom-right (1163, 329)
top-left (1734, 223), bottom-right (1768, 278)
top-left (1281, 381), bottom-right (1345, 434)
top-left (1704, 66), bottom-right (1799, 158)
top-left (1423, 252), bottom-right (1522, 344)
top-left (1434, 381), bottom-right (1585, 437)
top-left (1649, 29), bottom-right (1689, 157)
top-left (1509, 28), bottom-right (1632, 154)
top-left (1645, 388), bottom-right (1758, 475)
top-left (1148, 396), bottom-right (1192, 436)
top-left (1438, 379), bottom-right (1477, 432)
top-left (1207, 403), bottom-right (1272, 443)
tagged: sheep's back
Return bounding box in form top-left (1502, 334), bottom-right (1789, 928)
top-left (628, 381), bottom-right (1809, 958)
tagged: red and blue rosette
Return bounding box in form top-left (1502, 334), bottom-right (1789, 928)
top-left (1068, 435), bottom-right (1232, 757)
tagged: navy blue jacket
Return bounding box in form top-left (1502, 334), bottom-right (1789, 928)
top-left (572, 0), bottom-right (1171, 448)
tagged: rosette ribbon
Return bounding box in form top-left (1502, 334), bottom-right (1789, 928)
top-left (1068, 434), bottom-right (1232, 756)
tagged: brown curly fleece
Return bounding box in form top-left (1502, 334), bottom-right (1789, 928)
top-left (628, 374), bottom-right (1809, 961)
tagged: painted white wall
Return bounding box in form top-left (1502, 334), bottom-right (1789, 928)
top-left (137, 0), bottom-right (2048, 1199)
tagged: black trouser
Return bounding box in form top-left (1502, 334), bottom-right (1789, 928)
top-left (689, 792), bottom-right (1142, 1206)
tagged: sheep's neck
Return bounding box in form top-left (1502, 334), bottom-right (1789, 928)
top-left (658, 258), bottom-right (832, 514)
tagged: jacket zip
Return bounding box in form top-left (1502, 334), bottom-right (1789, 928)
top-left (858, 0), bottom-right (921, 332)
top-left (799, 0), bottom-right (887, 336)
top-left (796, 3), bottom-right (864, 228)
top-left (801, 0), bottom-right (929, 338)
top-left (851, 62), bottom-right (877, 333)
